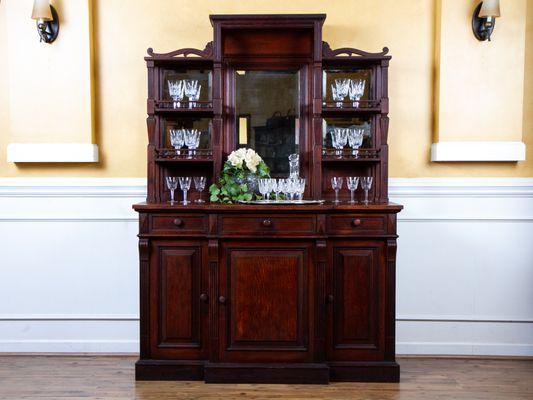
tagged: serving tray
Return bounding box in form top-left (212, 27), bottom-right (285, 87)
top-left (237, 199), bottom-right (325, 205)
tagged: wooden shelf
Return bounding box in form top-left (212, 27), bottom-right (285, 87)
top-left (322, 148), bottom-right (380, 162)
top-left (321, 100), bottom-right (381, 115)
top-left (153, 100), bottom-right (214, 116)
top-left (155, 148), bottom-right (213, 163)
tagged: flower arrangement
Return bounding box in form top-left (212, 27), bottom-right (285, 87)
top-left (209, 148), bottom-right (270, 203)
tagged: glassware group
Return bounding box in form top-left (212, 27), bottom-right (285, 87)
top-left (331, 78), bottom-right (365, 108)
top-left (167, 79), bottom-right (201, 109)
top-left (165, 176), bottom-right (206, 205)
top-left (331, 127), bottom-right (364, 158)
top-left (169, 129), bottom-right (202, 158)
top-left (258, 178), bottom-right (306, 201)
top-left (331, 176), bottom-right (373, 205)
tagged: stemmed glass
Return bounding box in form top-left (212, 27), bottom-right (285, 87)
top-left (346, 177), bottom-right (360, 204)
top-left (179, 177), bottom-right (192, 205)
top-left (348, 79), bottom-right (365, 108)
top-left (165, 176), bottom-right (179, 204)
top-left (170, 129), bottom-right (184, 156)
top-left (168, 80), bottom-right (184, 109)
top-left (331, 177), bottom-right (344, 203)
top-left (184, 129), bottom-right (201, 158)
top-left (361, 176), bottom-right (373, 205)
top-left (347, 128), bottom-right (364, 158)
top-left (332, 78), bottom-right (350, 107)
top-left (258, 179), bottom-right (270, 201)
top-left (273, 179), bottom-right (282, 201)
top-left (296, 178), bottom-right (306, 200)
top-left (193, 176), bottom-right (206, 203)
top-left (279, 179), bottom-right (288, 200)
top-left (184, 80), bottom-right (201, 109)
top-left (333, 127), bottom-right (348, 158)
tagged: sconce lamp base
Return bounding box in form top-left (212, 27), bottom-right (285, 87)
top-left (36, 5), bottom-right (59, 44)
top-left (472, 2), bottom-right (496, 41)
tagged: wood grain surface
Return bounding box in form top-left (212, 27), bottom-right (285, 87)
top-left (0, 356), bottom-right (531, 399)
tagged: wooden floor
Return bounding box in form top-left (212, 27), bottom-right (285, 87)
top-left (0, 356), bottom-right (532, 399)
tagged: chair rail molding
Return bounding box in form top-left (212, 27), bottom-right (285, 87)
top-left (7, 143), bottom-right (99, 163)
top-left (431, 141), bottom-right (526, 162)
top-left (0, 177), bottom-right (532, 356)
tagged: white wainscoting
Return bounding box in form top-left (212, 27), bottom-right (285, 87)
top-left (0, 177), bottom-right (532, 356)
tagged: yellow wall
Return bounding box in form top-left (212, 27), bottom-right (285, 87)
top-left (0, 0), bottom-right (531, 177)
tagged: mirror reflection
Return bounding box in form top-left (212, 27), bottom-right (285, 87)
top-left (235, 70), bottom-right (299, 176)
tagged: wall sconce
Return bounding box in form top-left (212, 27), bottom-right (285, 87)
top-left (472, 0), bottom-right (501, 41)
top-left (31, 0), bottom-right (59, 44)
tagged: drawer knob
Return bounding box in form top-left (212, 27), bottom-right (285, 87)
top-left (218, 296), bottom-right (227, 304)
top-left (351, 218), bottom-right (361, 227)
top-left (327, 294), bottom-right (334, 303)
top-left (200, 293), bottom-right (208, 303)
top-left (173, 218), bottom-right (183, 227)
top-left (262, 219), bottom-right (272, 227)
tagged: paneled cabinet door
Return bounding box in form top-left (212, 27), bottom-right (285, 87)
top-left (326, 240), bottom-right (386, 361)
top-left (149, 240), bottom-right (208, 360)
top-left (218, 241), bottom-right (315, 363)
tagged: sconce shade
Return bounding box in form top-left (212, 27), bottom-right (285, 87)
top-left (31, 0), bottom-right (53, 21)
top-left (479, 0), bottom-right (501, 18)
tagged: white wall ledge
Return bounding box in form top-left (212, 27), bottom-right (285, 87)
top-left (431, 141), bottom-right (526, 162)
top-left (7, 143), bottom-right (99, 163)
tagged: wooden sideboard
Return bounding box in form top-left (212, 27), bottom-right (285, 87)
top-left (134, 14), bottom-right (402, 383)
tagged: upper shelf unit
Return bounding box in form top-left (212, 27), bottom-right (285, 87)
top-left (145, 45), bottom-right (215, 116)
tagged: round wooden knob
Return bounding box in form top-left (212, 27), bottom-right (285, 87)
top-left (173, 218), bottom-right (183, 227)
top-left (327, 294), bottom-right (334, 303)
top-left (262, 219), bottom-right (272, 227)
top-left (200, 293), bottom-right (208, 303)
top-left (218, 296), bottom-right (227, 304)
top-left (351, 218), bottom-right (361, 227)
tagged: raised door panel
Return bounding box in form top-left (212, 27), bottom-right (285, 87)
top-left (219, 242), bottom-right (314, 363)
top-left (150, 240), bottom-right (208, 360)
top-left (327, 240), bottom-right (385, 361)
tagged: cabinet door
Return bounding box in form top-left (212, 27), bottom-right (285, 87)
top-left (327, 240), bottom-right (385, 361)
top-left (218, 241), bottom-right (314, 363)
top-left (149, 240), bottom-right (208, 360)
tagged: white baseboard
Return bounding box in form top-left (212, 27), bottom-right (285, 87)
top-left (0, 177), bottom-right (532, 355)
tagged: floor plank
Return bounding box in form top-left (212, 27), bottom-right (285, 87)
top-left (0, 356), bottom-right (531, 399)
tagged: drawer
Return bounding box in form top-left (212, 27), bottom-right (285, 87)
top-left (150, 214), bottom-right (207, 234)
top-left (326, 214), bottom-right (387, 235)
top-left (219, 214), bottom-right (317, 236)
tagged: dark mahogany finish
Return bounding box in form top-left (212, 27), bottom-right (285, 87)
top-left (134, 14), bottom-right (402, 384)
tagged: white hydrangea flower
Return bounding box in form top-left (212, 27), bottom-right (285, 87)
top-left (244, 149), bottom-right (263, 173)
top-left (227, 148), bottom-right (263, 172)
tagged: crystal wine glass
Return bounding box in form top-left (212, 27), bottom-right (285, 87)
top-left (360, 176), bottom-right (373, 205)
top-left (169, 129), bottom-right (184, 157)
top-left (333, 78), bottom-right (350, 107)
top-left (348, 79), bottom-right (365, 108)
top-left (190, 84), bottom-right (201, 108)
top-left (331, 176), bottom-right (344, 203)
top-left (258, 178), bottom-right (270, 201)
top-left (296, 178), bottom-right (306, 201)
top-left (178, 177), bottom-right (192, 205)
top-left (184, 80), bottom-right (200, 109)
top-left (193, 176), bottom-right (206, 203)
top-left (347, 128), bottom-right (364, 158)
top-left (184, 129), bottom-right (201, 159)
top-left (278, 179), bottom-right (288, 200)
top-left (267, 179), bottom-right (277, 201)
top-left (168, 80), bottom-right (184, 109)
top-left (346, 177), bottom-right (360, 204)
top-left (333, 127), bottom-right (348, 158)
top-left (273, 178), bottom-right (282, 201)
top-left (165, 176), bottom-right (179, 204)
top-left (331, 84), bottom-right (342, 108)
